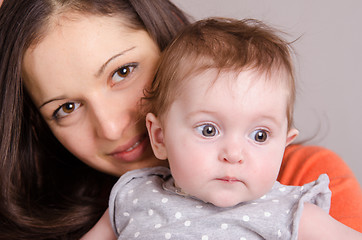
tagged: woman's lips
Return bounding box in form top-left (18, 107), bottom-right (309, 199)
top-left (109, 135), bottom-right (149, 162)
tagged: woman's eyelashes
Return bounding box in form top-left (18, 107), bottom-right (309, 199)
top-left (52, 102), bottom-right (82, 120)
top-left (195, 123), bottom-right (219, 138)
top-left (111, 63), bottom-right (138, 86)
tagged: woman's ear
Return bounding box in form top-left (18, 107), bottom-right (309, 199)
top-left (146, 113), bottom-right (168, 160)
top-left (286, 128), bottom-right (299, 146)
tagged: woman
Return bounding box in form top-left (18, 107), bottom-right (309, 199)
top-left (0, 0), bottom-right (360, 239)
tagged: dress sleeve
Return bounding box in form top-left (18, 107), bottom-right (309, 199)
top-left (278, 144), bottom-right (362, 232)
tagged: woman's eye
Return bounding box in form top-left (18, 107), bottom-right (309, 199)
top-left (196, 124), bottom-right (219, 137)
top-left (111, 64), bottom-right (137, 85)
top-left (53, 102), bottom-right (81, 119)
top-left (250, 129), bottom-right (268, 143)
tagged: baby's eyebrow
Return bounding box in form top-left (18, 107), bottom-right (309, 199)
top-left (95, 46), bottom-right (136, 78)
top-left (185, 110), bottom-right (218, 119)
top-left (256, 114), bottom-right (284, 126)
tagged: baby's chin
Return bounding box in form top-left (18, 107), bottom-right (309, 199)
top-left (207, 199), bottom-right (243, 208)
top-left (177, 185), bottom-right (255, 208)
top-left (195, 194), bottom-right (248, 208)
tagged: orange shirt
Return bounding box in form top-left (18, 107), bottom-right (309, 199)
top-left (278, 144), bottom-right (362, 232)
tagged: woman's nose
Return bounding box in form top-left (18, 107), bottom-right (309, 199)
top-left (91, 102), bottom-right (130, 141)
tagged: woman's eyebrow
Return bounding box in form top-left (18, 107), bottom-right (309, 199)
top-left (39, 96), bottom-right (66, 109)
top-left (95, 46), bottom-right (136, 78)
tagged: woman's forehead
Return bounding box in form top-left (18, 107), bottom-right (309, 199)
top-left (22, 13), bottom-right (159, 107)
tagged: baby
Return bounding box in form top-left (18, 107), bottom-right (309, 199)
top-left (101, 18), bottom-right (361, 240)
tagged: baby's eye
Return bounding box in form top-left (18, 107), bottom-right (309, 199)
top-left (250, 129), bottom-right (269, 143)
top-left (53, 102), bottom-right (81, 119)
top-left (111, 63), bottom-right (137, 85)
top-left (196, 124), bottom-right (219, 137)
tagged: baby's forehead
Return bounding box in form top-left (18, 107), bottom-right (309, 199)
top-left (172, 69), bottom-right (290, 121)
top-left (171, 68), bottom-right (290, 111)
top-left (182, 66), bottom-right (290, 90)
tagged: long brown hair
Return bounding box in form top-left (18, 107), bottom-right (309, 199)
top-left (0, 0), bottom-right (189, 239)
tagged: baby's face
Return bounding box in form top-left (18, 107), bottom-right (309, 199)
top-left (161, 69), bottom-right (297, 207)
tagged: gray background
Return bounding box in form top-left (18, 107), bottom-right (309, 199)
top-left (173, 0), bottom-right (362, 185)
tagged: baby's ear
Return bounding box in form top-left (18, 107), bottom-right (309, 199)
top-left (146, 113), bottom-right (167, 160)
top-left (286, 128), bottom-right (299, 146)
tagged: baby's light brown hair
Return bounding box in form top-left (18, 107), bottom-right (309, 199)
top-left (145, 17), bottom-right (296, 129)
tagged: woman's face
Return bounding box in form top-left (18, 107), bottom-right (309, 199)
top-left (22, 13), bottom-right (164, 176)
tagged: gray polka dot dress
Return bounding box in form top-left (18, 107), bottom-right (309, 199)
top-left (109, 167), bottom-right (331, 240)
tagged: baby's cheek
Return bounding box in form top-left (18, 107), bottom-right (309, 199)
top-left (256, 171), bottom-right (279, 193)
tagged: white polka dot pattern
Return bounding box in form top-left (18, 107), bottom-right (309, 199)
top-left (220, 223), bottom-right (228, 229)
top-left (175, 212), bottom-right (182, 219)
top-left (109, 167), bottom-right (331, 240)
